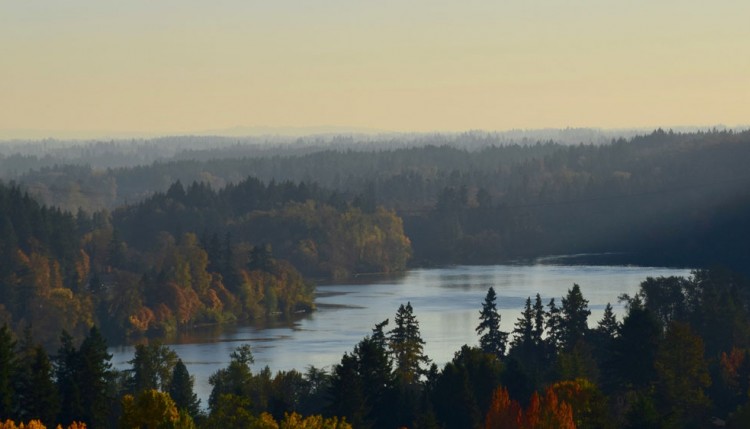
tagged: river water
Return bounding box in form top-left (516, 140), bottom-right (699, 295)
top-left (109, 264), bottom-right (691, 406)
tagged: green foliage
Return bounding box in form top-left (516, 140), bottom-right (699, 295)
top-left (127, 342), bottom-right (179, 394)
top-left (169, 360), bottom-right (201, 419)
top-left (388, 302), bottom-right (430, 386)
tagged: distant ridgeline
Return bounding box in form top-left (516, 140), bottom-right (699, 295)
top-left (0, 178), bottom-right (411, 345)
top-left (7, 128), bottom-right (750, 273)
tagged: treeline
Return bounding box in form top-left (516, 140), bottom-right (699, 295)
top-left (4, 268), bottom-right (750, 428)
top-left (111, 177), bottom-right (411, 279)
top-left (10, 129), bottom-right (750, 272)
top-left (0, 178), bottom-right (410, 345)
top-left (0, 326), bottom-right (351, 429)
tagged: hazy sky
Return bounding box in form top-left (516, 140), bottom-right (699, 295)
top-left (1, 1), bottom-right (748, 138)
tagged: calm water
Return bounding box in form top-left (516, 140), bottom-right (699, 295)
top-left (109, 264), bottom-right (691, 405)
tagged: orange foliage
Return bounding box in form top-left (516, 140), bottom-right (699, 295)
top-left (720, 347), bottom-right (746, 389)
top-left (485, 387), bottom-right (576, 429)
top-left (485, 387), bottom-right (523, 429)
top-left (129, 306), bottom-right (156, 332)
top-left (0, 421), bottom-right (86, 429)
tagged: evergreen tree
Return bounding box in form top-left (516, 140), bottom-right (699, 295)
top-left (388, 302), bottom-right (430, 385)
top-left (532, 293), bottom-right (546, 349)
top-left (597, 303), bottom-right (619, 338)
top-left (170, 359), bottom-right (201, 419)
top-left (546, 298), bottom-right (563, 352)
top-left (55, 330), bottom-right (83, 426)
top-left (511, 297), bottom-right (534, 354)
top-left (476, 287), bottom-right (508, 357)
top-left (560, 284), bottom-right (591, 350)
top-left (329, 353), bottom-right (369, 429)
top-left (18, 346), bottom-right (60, 427)
top-left (78, 326), bottom-right (114, 429)
top-left (0, 324), bottom-right (16, 420)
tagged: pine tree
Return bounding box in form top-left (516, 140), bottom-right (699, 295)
top-left (532, 294), bottom-right (545, 349)
top-left (18, 346), bottom-right (60, 427)
top-left (511, 297), bottom-right (534, 354)
top-left (476, 287), bottom-right (508, 357)
top-left (0, 324), bottom-right (16, 420)
top-left (388, 302), bottom-right (430, 385)
top-left (77, 326), bottom-right (114, 429)
top-left (597, 303), bottom-right (618, 338)
top-left (560, 284), bottom-right (591, 350)
top-left (546, 298), bottom-right (563, 353)
top-left (55, 331), bottom-right (83, 426)
top-left (169, 359), bottom-right (201, 419)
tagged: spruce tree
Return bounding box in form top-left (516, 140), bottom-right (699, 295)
top-left (511, 297), bottom-right (534, 353)
top-left (0, 324), bottom-right (16, 420)
top-left (19, 346), bottom-right (60, 427)
top-left (476, 287), bottom-right (508, 357)
top-left (55, 330), bottom-right (83, 426)
top-left (78, 326), bottom-right (114, 429)
top-left (388, 302), bottom-right (430, 385)
top-left (597, 303), bottom-right (619, 338)
top-left (532, 293), bottom-right (545, 349)
top-left (560, 284), bottom-right (591, 350)
top-left (169, 359), bottom-right (201, 419)
top-left (546, 298), bottom-right (563, 352)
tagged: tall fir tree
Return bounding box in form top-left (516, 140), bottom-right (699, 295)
top-left (532, 294), bottom-right (546, 349)
top-left (55, 330), bottom-right (83, 426)
top-left (388, 302), bottom-right (430, 385)
top-left (597, 303), bottom-right (619, 338)
top-left (78, 326), bottom-right (114, 429)
top-left (17, 346), bottom-right (60, 427)
top-left (560, 284), bottom-right (591, 350)
top-left (0, 324), bottom-right (16, 420)
top-left (476, 287), bottom-right (508, 357)
top-left (169, 359), bottom-right (201, 419)
top-left (511, 297), bottom-right (534, 354)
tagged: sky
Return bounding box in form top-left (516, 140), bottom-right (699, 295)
top-left (1, 0), bottom-right (748, 139)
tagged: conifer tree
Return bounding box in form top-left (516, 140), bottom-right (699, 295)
top-left (560, 284), bottom-right (591, 350)
top-left (388, 302), bottom-right (430, 385)
top-left (597, 303), bottom-right (618, 338)
top-left (78, 326), bottom-right (114, 429)
top-left (169, 359), bottom-right (201, 419)
top-left (546, 298), bottom-right (563, 352)
top-left (532, 293), bottom-right (546, 349)
top-left (0, 325), bottom-right (16, 420)
top-left (476, 287), bottom-right (508, 357)
top-left (18, 346), bottom-right (60, 427)
top-left (511, 297), bottom-right (534, 353)
top-left (55, 331), bottom-right (83, 426)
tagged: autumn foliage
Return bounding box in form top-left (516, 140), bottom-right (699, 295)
top-left (0, 421), bottom-right (85, 429)
top-left (485, 386), bottom-right (575, 429)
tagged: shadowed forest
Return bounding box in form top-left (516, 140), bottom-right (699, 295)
top-left (1, 129), bottom-right (750, 427)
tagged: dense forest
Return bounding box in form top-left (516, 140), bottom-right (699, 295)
top-left (0, 178), bottom-right (410, 345)
top-left (2, 269), bottom-right (750, 428)
top-left (2, 128), bottom-right (750, 427)
top-left (7, 129), bottom-right (750, 272)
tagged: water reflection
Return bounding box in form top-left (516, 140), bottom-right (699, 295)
top-left (110, 264), bottom-right (690, 407)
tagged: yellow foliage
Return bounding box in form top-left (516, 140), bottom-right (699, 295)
top-left (120, 389), bottom-right (182, 429)
top-left (0, 421), bottom-right (86, 429)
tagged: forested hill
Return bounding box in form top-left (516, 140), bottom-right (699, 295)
top-left (406, 129), bottom-right (750, 270)
top-left (0, 178), bottom-right (411, 345)
top-left (112, 177), bottom-right (412, 279)
top-left (10, 128), bottom-right (750, 272)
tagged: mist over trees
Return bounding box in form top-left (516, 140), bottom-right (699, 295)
top-left (6, 128), bottom-right (750, 272)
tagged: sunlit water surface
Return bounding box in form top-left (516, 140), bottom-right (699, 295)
top-left (110, 264), bottom-right (691, 406)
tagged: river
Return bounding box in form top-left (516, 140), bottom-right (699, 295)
top-left (109, 263), bottom-right (691, 406)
